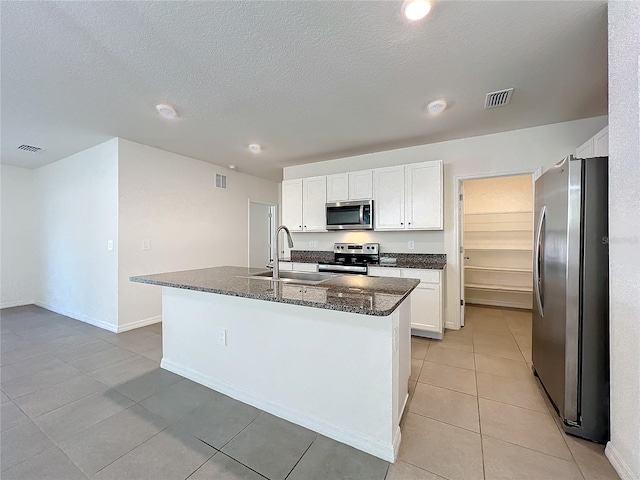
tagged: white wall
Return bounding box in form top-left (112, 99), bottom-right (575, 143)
top-left (284, 116), bottom-right (607, 329)
top-left (33, 139), bottom-right (119, 330)
top-left (1, 166), bottom-right (36, 308)
top-left (117, 139), bottom-right (278, 330)
top-left (463, 174), bottom-right (533, 214)
top-left (606, 3), bottom-right (640, 479)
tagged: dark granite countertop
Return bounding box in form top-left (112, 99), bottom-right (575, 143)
top-left (130, 266), bottom-right (419, 317)
top-left (290, 251), bottom-right (446, 270)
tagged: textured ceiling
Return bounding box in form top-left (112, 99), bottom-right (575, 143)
top-left (1, 1), bottom-right (608, 181)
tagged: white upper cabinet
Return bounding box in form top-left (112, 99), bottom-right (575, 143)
top-left (576, 126), bottom-right (608, 158)
top-left (373, 161), bottom-right (443, 231)
top-left (302, 176), bottom-right (327, 231)
top-left (373, 166), bottom-right (406, 230)
top-left (406, 161), bottom-right (443, 230)
top-left (282, 179), bottom-right (303, 232)
top-left (326, 174), bottom-right (349, 202)
top-left (349, 170), bottom-right (373, 200)
top-left (326, 170), bottom-right (373, 202)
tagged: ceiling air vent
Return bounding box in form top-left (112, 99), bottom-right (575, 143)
top-left (215, 173), bottom-right (227, 190)
top-left (484, 88), bottom-right (514, 109)
top-left (17, 144), bottom-right (42, 153)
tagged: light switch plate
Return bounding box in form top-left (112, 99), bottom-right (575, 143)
top-left (142, 240), bottom-right (151, 250)
top-left (107, 240), bottom-right (114, 251)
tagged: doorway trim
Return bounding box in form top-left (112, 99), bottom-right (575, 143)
top-left (248, 200), bottom-right (277, 268)
top-left (454, 167), bottom-right (542, 328)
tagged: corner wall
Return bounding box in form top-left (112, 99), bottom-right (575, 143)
top-left (283, 116), bottom-right (608, 329)
top-left (1, 166), bottom-right (36, 308)
top-left (33, 139), bottom-right (119, 330)
top-left (606, 3), bottom-right (640, 479)
top-left (117, 139), bottom-right (278, 331)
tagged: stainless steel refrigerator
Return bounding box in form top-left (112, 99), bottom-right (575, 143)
top-left (533, 155), bottom-right (609, 444)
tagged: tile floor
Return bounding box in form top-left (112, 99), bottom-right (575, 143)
top-left (0, 304), bottom-right (618, 479)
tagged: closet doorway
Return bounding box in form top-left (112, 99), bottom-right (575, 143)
top-left (460, 174), bottom-right (535, 322)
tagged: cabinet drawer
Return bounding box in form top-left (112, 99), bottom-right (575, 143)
top-left (278, 262), bottom-right (294, 271)
top-left (401, 268), bottom-right (440, 284)
top-left (368, 266), bottom-right (401, 278)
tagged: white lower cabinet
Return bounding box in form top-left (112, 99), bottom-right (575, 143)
top-left (368, 266), bottom-right (444, 338)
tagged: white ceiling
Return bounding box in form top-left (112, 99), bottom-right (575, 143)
top-left (1, 1), bottom-right (608, 182)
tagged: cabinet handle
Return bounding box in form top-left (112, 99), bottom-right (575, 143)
top-left (400, 222), bottom-right (404, 225)
top-left (408, 222), bottom-right (411, 225)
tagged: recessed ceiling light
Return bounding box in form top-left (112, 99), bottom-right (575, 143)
top-left (426, 99), bottom-right (447, 114)
top-left (155, 104), bottom-right (178, 119)
top-left (248, 144), bottom-right (261, 153)
top-left (402, 0), bottom-right (431, 21)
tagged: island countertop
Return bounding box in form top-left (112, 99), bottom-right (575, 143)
top-left (131, 266), bottom-right (419, 316)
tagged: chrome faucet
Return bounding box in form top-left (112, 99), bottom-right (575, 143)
top-left (273, 225), bottom-right (294, 280)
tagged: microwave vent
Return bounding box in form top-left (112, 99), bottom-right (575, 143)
top-left (484, 88), bottom-right (514, 109)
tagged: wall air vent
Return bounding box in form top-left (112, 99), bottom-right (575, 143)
top-left (17, 144), bottom-right (42, 153)
top-left (215, 173), bottom-right (227, 190)
top-left (484, 88), bottom-right (514, 109)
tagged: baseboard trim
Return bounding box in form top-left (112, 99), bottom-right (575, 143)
top-left (0, 300), bottom-right (35, 309)
top-left (117, 316), bottom-right (161, 333)
top-left (161, 358), bottom-right (397, 462)
top-left (605, 442), bottom-right (637, 480)
top-left (34, 301), bottom-right (118, 333)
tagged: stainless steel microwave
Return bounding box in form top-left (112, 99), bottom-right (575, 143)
top-left (325, 200), bottom-right (373, 230)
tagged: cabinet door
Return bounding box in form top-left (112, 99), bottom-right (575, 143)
top-left (406, 161), bottom-right (443, 230)
top-left (349, 170), bottom-right (373, 200)
top-left (410, 283), bottom-right (442, 333)
top-left (373, 166), bottom-right (405, 230)
top-left (278, 262), bottom-right (294, 271)
top-left (282, 180), bottom-right (303, 232)
top-left (302, 176), bottom-right (327, 231)
top-left (593, 126), bottom-right (608, 157)
top-left (326, 174), bottom-right (349, 202)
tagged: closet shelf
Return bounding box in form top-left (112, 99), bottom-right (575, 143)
top-left (464, 266), bottom-right (533, 273)
top-left (465, 283), bottom-right (533, 293)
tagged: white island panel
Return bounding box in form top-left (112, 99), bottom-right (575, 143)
top-left (160, 286), bottom-right (410, 462)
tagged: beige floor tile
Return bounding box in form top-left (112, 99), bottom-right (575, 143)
top-left (520, 347), bottom-right (532, 362)
top-left (474, 354), bottom-right (532, 380)
top-left (411, 338), bottom-right (429, 360)
top-left (410, 383), bottom-right (479, 432)
top-left (399, 413), bottom-right (483, 480)
top-left (512, 333), bottom-right (531, 349)
top-left (410, 358), bottom-right (423, 381)
top-left (436, 335), bottom-right (474, 353)
top-left (483, 436), bottom-right (583, 480)
top-left (477, 372), bottom-right (548, 413)
top-left (385, 460), bottom-right (444, 480)
top-left (418, 362), bottom-right (477, 396)
top-left (473, 332), bottom-right (518, 347)
top-left (564, 435), bottom-right (620, 480)
top-left (443, 326), bottom-right (473, 339)
top-left (425, 345), bottom-right (475, 370)
top-left (474, 342), bottom-right (525, 361)
top-left (479, 398), bottom-right (572, 460)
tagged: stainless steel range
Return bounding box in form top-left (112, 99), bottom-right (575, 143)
top-left (318, 243), bottom-right (379, 274)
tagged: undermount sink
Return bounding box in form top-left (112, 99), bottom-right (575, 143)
top-left (237, 270), bottom-right (338, 285)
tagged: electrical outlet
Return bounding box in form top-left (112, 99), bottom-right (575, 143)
top-left (217, 328), bottom-right (227, 346)
top-left (408, 240), bottom-right (415, 250)
top-left (309, 240), bottom-right (314, 248)
top-left (142, 240), bottom-right (151, 250)
top-left (107, 240), bottom-right (114, 251)
top-left (313, 240), bottom-right (319, 248)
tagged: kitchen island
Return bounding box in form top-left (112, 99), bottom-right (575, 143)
top-left (131, 266), bottom-right (418, 462)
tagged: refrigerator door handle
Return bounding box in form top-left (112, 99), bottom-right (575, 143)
top-left (534, 205), bottom-right (546, 317)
